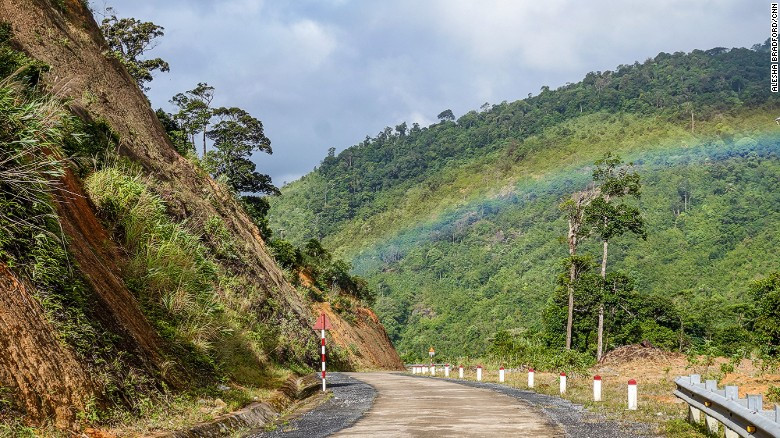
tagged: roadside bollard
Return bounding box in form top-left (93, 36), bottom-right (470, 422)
top-left (593, 375), bottom-right (602, 402)
top-left (422, 365), bottom-right (428, 374)
top-left (499, 367), bottom-right (505, 383)
top-left (444, 364), bottom-right (450, 377)
top-left (459, 365), bottom-right (464, 379)
top-left (476, 365), bottom-right (483, 381)
top-left (628, 379), bottom-right (638, 410)
top-left (412, 366), bottom-right (417, 374)
top-left (431, 364), bottom-right (436, 376)
top-left (559, 372), bottom-right (567, 394)
top-left (528, 368), bottom-right (535, 388)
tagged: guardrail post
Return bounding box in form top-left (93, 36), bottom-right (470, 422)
top-left (704, 380), bottom-right (719, 434)
top-left (459, 365), bottom-right (464, 379)
top-left (499, 367), bottom-right (505, 383)
top-left (627, 379), bottom-right (637, 410)
top-left (593, 375), bottom-right (602, 401)
top-left (747, 394), bottom-right (762, 411)
top-left (528, 368), bottom-right (534, 388)
top-left (444, 363), bottom-right (450, 377)
top-left (688, 374), bottom-right (702, 423)
top-left (559, 372), bottom-right (567, 394)
top-left (476, 365), bottom-right (483, 381)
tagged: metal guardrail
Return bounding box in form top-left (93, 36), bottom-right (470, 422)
top-left (674, 374), bottom-right (780, 437)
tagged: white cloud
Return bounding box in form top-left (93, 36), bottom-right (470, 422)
top-left (105, 0), bottom-right (765, 184)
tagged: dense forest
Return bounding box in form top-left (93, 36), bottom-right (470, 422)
top-left (269, 41), bottom-right (780, 363)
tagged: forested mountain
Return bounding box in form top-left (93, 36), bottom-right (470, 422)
top-left (269, 41), bottom-right (780, 361)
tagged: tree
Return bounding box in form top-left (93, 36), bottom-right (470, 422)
top-left (559, 188), bottom-right (597, 350)
top-left (437, 109), bottom-right (455, 122)
top-left (241, 195), bottom-right (272, 239)
top-left (204, 106), bottom-right (278, 195)
top-left (171, 83), bottom-right (215, 156)
top-left (751, 272), bottom-right (780, 354)
top-left (155, 109), bottom-right (194, 155)
top-left (582, 153), bottom-right (646, 360)
top-left (100, 9), bottom-right (169, 91)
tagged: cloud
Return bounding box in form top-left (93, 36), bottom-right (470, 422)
top-left (103, 0), bottom-right (765, 186)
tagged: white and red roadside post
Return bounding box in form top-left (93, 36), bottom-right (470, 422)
top-left (627, 379), bottom-right (638, 410)
top-left (559, 372), bottom-right (567, 394)
top-left (444, 363), bottom-right (450, 377)
top-left (476, 365), bottom-right (483, 381)
top-left (459, 365), bottom-right (464, 379)
top-left (528, 368), bottom-right (535, 388)
top-left (431, 364), bottom-right (436, 376)
top-left (313, 312), bottom-right (332, 392)
top-left (593, 375), bottom-right (602, 401)
top-left (499, 366), bottom-right (505, 383)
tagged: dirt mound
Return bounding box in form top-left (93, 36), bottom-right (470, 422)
top-left (599, 343), bottom-right (683, 366)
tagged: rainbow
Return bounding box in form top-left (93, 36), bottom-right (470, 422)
top-left (351, 131), bottom-right (780, 275)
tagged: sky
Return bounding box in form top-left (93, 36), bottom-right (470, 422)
top-left (99, 0), bottom-right (766, 186)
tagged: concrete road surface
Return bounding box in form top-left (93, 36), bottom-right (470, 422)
top-left (333, 372), bottom-right (561, 437)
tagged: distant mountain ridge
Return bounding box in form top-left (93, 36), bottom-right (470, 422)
top-left (269, 41), bottom-right (780, 359)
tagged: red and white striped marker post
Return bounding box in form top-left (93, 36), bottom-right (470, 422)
top-left (627, 379), bottom-right (638, 410)
top-left (313, 312), bottom-right (332, 392)
top-left (559, 372), bottom-right (567, 394)
top-left (593, 375), bottom-right (602, 401)
top-left (459, 365), bottom-right (464, 379)
top-left (476, 365), bottom-right (483, 381)
top-left (444, 364), bottom-right (450, 377)
top-left (499, 367), bottom-right (505, 383)
top-left (528, 368), bottom-right (535, 388)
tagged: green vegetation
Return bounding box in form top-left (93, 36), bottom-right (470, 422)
top-left (99, 9), bottom-right (170, 91)
top-left (0, 24), bottom-right (316, 432)
top-left (269, 42), bottom-right (780, 363)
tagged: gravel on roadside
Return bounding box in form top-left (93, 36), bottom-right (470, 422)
top-left (246, 373), bottom-right (376, 438)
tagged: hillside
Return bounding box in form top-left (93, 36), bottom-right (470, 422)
top-left (269, 42), bottom-right (780, 361)
top-left (0, 0), bottom-right (400, 432)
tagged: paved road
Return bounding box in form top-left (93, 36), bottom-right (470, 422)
top-left (249, 372), bottom-right (651, 437)
top-left (333, 372), bottom-right (561, 437)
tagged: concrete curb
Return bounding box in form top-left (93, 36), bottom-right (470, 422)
top-left (159, 374), bottom-right (321, 438)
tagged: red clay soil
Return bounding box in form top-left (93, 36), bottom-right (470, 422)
top-left (0, 264), bottom-right (93, 428)
top-left (315, 302), bottom-right (404, 370)
top-left (54, 170), bottom-right (173, 381)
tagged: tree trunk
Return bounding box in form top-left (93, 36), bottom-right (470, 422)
top-left (597, 239), bottom-right (608, 361)
top-left (597, 305), bottom-right (604, 361)
top-left (202, 128), bottom-right (207, 157)
top-left (566, 266), bottom-right (574, 350)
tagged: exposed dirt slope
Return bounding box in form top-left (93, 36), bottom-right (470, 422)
top-left (0, 0), bottom-right (401, 427)
top-left (315, 302), bottom-right (404, 370)
top-left (0, 264), bottom-right (93, 428)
